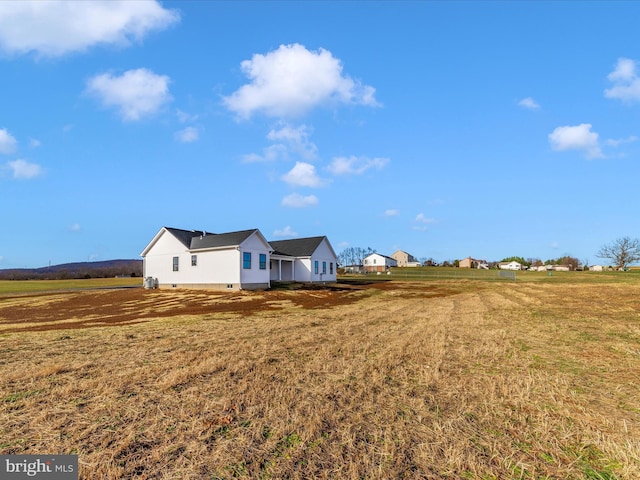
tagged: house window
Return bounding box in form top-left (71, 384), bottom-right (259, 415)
top-left (322, 261), bottom-right (327, 274)
top-left (191, 255), bottom-right (197, 266)
top-left (172, 256), bottom-right (179, 272)
top-left (314, 260), bottom-right (319, 274)
top-left (330, 262), bottom-right (333, 274)
top-left (259, 253), bottom-right (267, 270)
top-left (243, 252), bottom-right (251, 269)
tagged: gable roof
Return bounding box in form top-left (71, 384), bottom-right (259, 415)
top-left (165, 227), bottom-right (213, 248)
top-left (269, 236), bottom-right (328, 257)
top-left (141, 227), bottom-right (266, 257)
top-left (143, 227), bottom-right (334, 259)
top-left (190, 229), bottom-right (261, 250)
top-left (364, 252), bottom-right (397, 261)
top-left (392, 250), bottom-right (418, 262)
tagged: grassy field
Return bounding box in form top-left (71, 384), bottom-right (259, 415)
top-left (1, 278), bottom-right (639, 478)
top-left (385, 267), bottom-right (640, 284)
top-left (0, 277), bottom-right (142, 294)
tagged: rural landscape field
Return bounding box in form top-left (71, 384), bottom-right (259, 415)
top-left (1, 273), bottom-right (639, 479)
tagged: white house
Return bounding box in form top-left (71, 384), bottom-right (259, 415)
top-left (141, 227), bottom-right (338, 290)
top-left (590, 265), bottom-right (604, 272)
top-left (269, 236), bottom-right (338, 283)
top-left (499, 261), bottom-right (522, 271)
top-left (363, 253), bottom-right (397, 272)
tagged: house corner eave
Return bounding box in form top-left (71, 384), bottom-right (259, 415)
top-left (140, 227), bottom-right (169, 257)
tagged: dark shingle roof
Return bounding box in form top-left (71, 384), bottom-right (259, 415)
top-left (165, 227), bottom-right (213, 248)
top-left (269, 236), bottom-right (326, 257)
top-left (190, 229), bottom-right (259, 250)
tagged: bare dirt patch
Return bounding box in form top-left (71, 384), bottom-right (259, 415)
top-left (0, 282), bottom-right (463, 333)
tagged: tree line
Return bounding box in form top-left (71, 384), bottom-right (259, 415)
top-left (0, 260), bottom-right (143, 280)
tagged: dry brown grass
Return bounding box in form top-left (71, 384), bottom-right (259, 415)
top-left (1, 281), bottom-right (639, 479)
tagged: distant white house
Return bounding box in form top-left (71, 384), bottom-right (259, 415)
top-left (363, 253), bottom-right (398, 272)
top-left (141, 227), bottom-right (338, 290)
top-left (590, 265), bottom-right (604, 272)
top-left (499, 261), bottom-right (522, 271)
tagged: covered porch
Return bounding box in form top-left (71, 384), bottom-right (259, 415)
top-left (270, 255), bottom-right (296, 282)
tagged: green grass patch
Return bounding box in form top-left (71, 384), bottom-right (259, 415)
top-left (0, 277), bottom-right (141, 294)
top-left (341, 267), bottom-right (640, 285)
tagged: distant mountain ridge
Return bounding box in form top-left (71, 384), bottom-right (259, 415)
top-left (0, 259), bottom-right (143, 280)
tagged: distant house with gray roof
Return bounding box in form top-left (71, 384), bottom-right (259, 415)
top-left (141, 227), bottom-right (337, 290)
top-left (363, 253), bottom-right (397, 272)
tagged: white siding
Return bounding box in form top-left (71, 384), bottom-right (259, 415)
top-left (296, 258), bottom-right (312, 283)
top-left (363, 253), bottom-right (397, 269)
top-left (499, 261), bottom-right (522, 271)
top-left (143, 228), bottom-right (335, 289)
top-left (309, 238), bottom-right (338, 282)
top-left (191, 249), bottom-right (240, 284)
top-left (143, 230), bottom-right (191, 286)
top-left (239, 232), bottom-right (271, 287)
top-left (143, 228), bottom-right (271, 290)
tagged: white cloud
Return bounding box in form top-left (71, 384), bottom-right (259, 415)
top-left (29, 138), bottom-right (41, 148)
top-left (518, 97), bottom-right (540, 110)
top-left (267, 124), bottom-right (317, 160)
top-left (281, 162), bottom-right (328, 188)
top-left (605, 58), bottom-right (640, 102)
top-left (241, 152), bottom-right (267, 163)
top-left (70, 223), bottom-right (81, 232)
top-left (606, 135), bottom-right (638, 147)
top-left (175, 126), bottom-right (199, 143)
top-left (383, 209), bottom-right (399, 217)
top-left (223, 43), bottom-right (379, 119)
top-left (548, 123), bottom-right (604, 159)
top-left (415, 213), bottom-right (435, 224)
top-left (7, 159), bottom-right (42, 179)
top-left (176, 109), bottom-right (198, 123)
top-left (273, 225), bottom-right (299, 237)
top-left (86, 68), bottom-right (172, 121)
top-left (241, 144), bottom-right (288, 163)
top-left (327, 155), bottom-right (389, 175)
top-left (413, 213), bottom-right (436, 231)
top-left (0, 128), bottom-right (17, 154)
top-left (281, 193), bottom-right (319, 208)
top-left (241, 124), bottom-right (317, 163)
top-left (0, 0), bottom-right (179, 58)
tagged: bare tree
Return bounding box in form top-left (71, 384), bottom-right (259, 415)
top-left (596, 237), bottom-right (640, 269)
top-left (337, 247), bottom-right (376, 266)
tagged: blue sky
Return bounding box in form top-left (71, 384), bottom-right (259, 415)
top-left (1, 1), bottom-right (640, 268)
